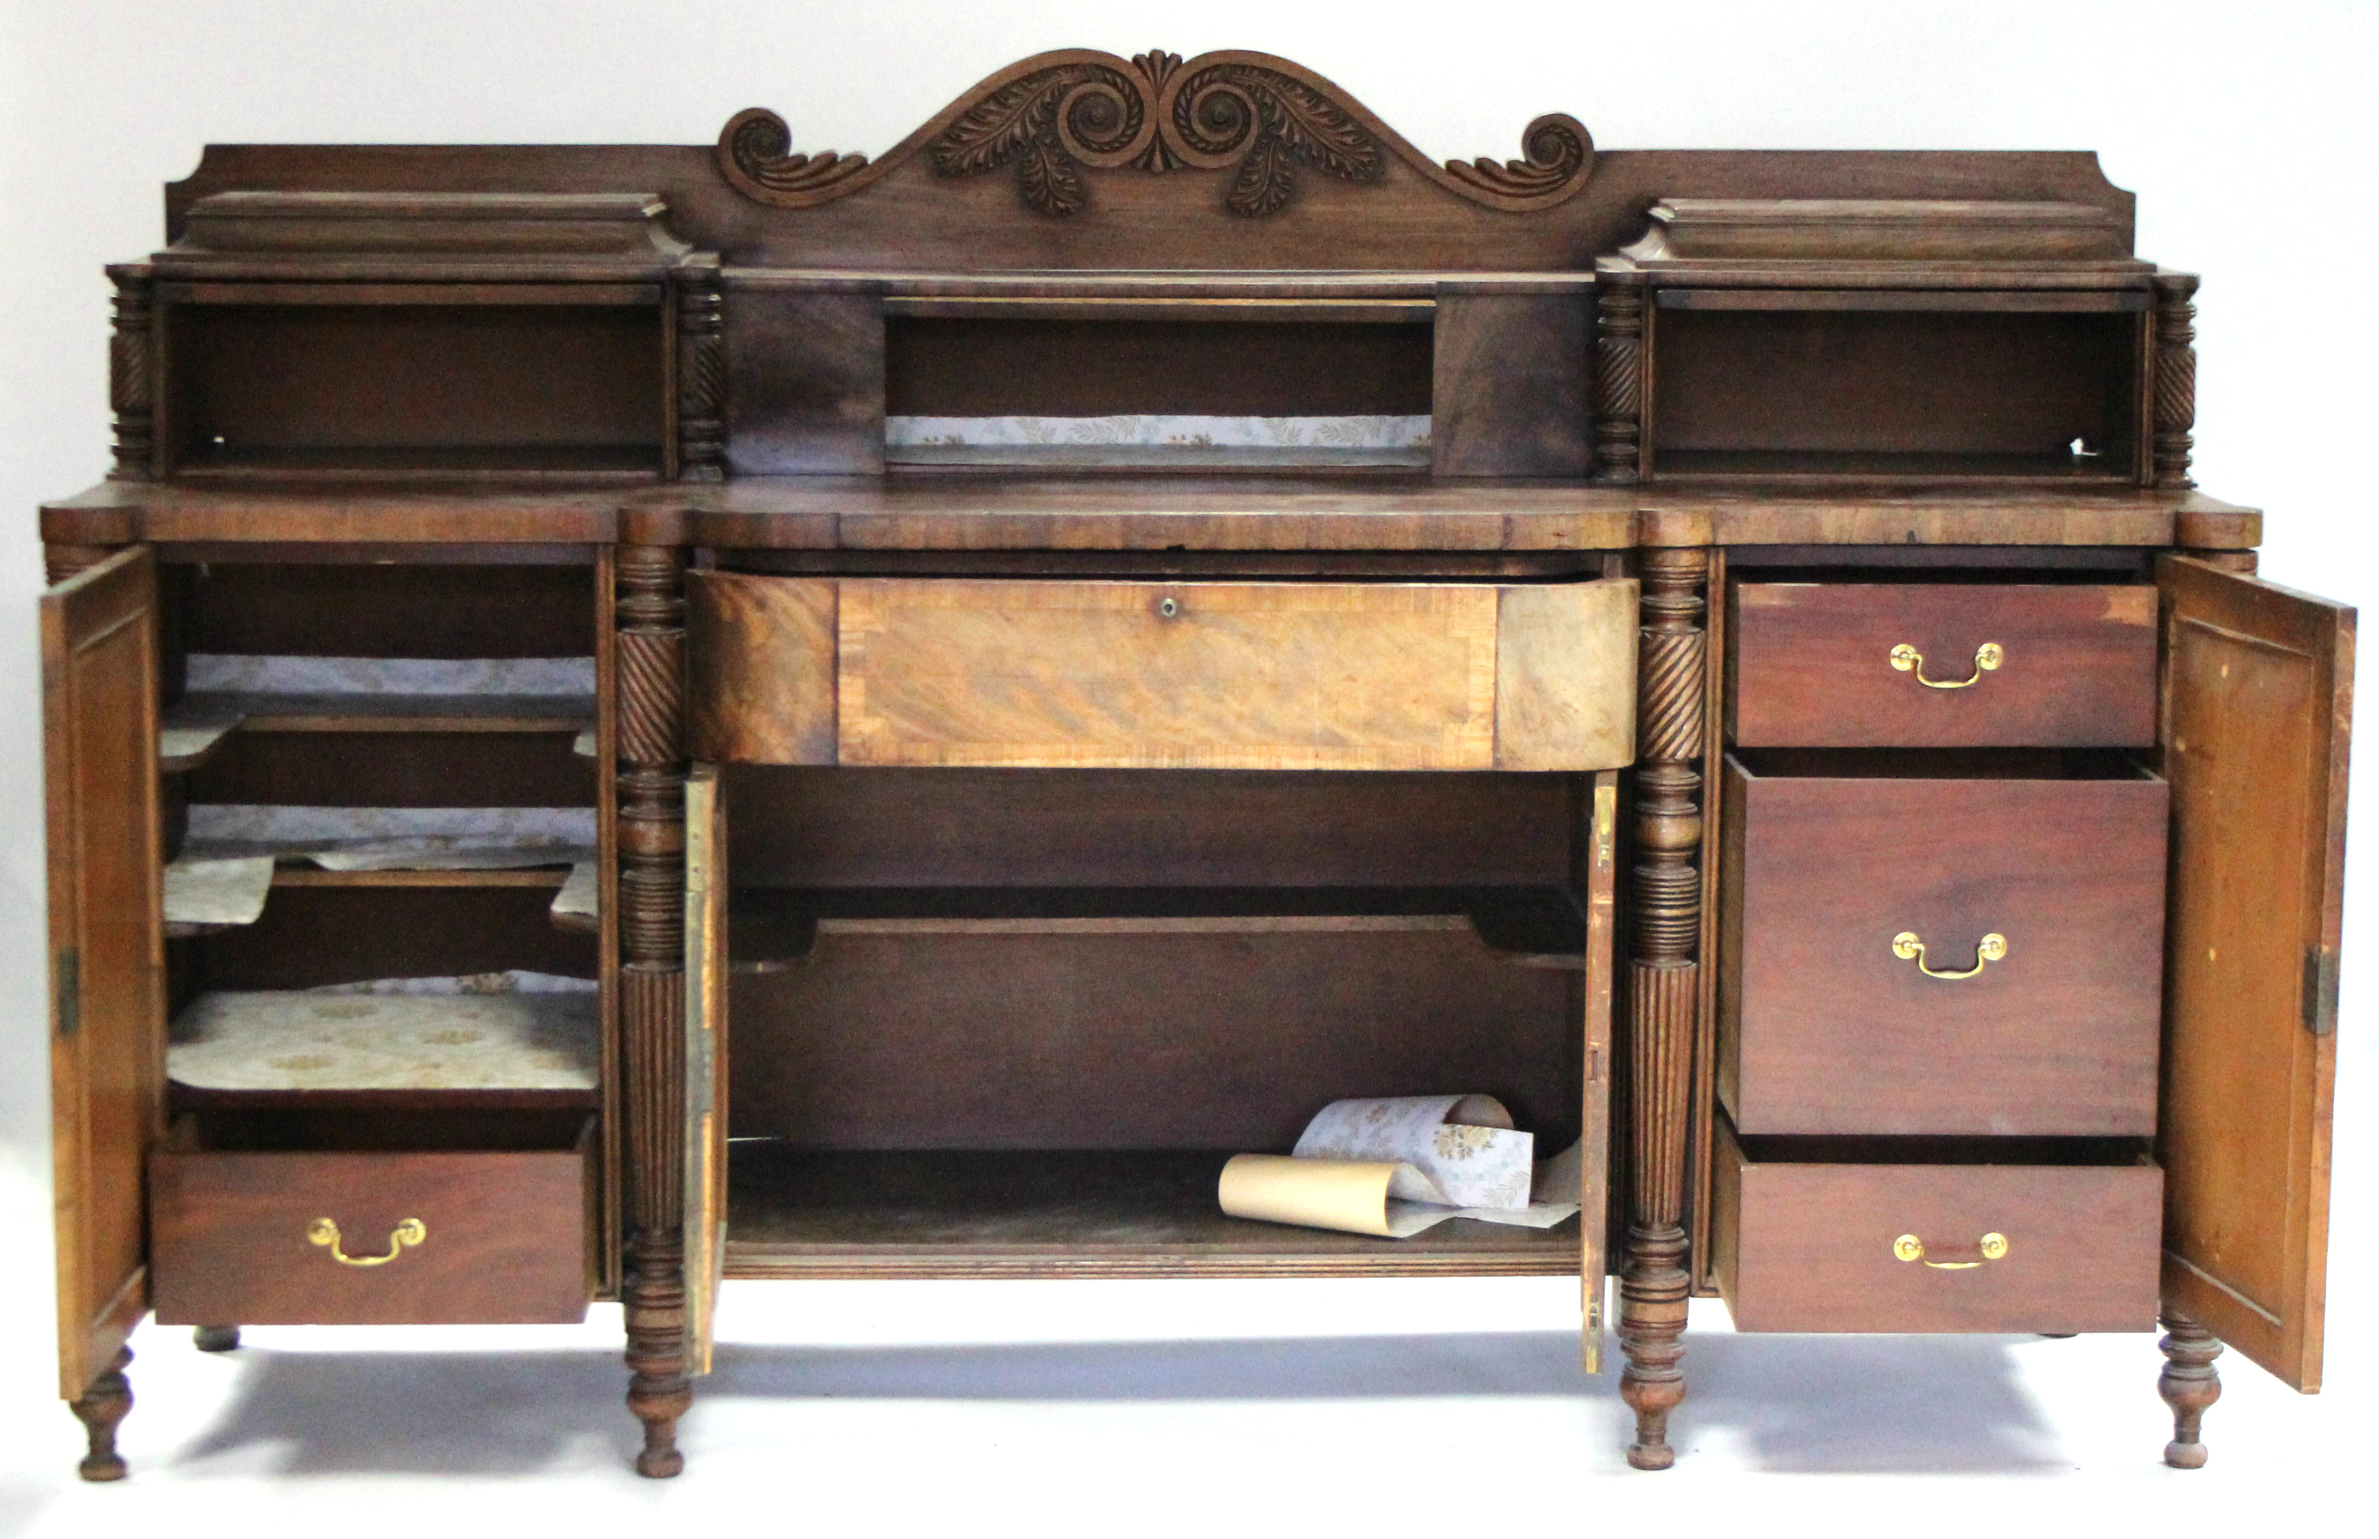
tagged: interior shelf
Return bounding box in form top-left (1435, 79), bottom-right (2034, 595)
top-left (885, 444), bottom-right (1433, 472)
top-left (165, 986), bottom-right (600, 1108)
top-left (167, 445), bottom-right (664, 481)
top-left (728, 885), bottom-right (1589, 970)
top-left (724, 1148), bottom-right (1582, 1279)
top-left (1654, 449), bottom-right (2135, 482)
top-left (173, 691), bottom-right (594, 735)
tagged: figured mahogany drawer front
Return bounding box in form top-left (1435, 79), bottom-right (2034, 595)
top-left (686, 572), bottom-right (1639, 771)
top-left (1728, 583), bottom-right (2158, 747)
top-left (1719, 759), bottom-right (2167, 1135)
top-left (1711, 1127), bottom-right (2163, 1334)
top-left (149, 1131), bottom-right (594, 1326)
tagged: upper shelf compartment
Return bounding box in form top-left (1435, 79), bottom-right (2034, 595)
top-left (126, 191), bottom-right (722, 484)
top-left (1595, 199), bottom-right (2188, 489)
top-left (723, 270), bottom-right (1594, 479)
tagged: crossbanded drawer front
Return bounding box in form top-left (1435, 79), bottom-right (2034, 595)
top-left (149, 1131), bottom-right (594, 1326)
top-left (686, 572), bottom-right (1638, 771)
top-left (1712, 1126), bottom-right (2162, 1334)
top-left (1719, 758), bottom-right (2166, 1136)
top-left (1728, 582), bottom-right (2157, 747)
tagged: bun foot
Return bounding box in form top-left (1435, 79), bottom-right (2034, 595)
top-left (70, 1346), bottom-right (134, 1482)
top-left (635, 1445), bottom-right (686, 1479)
top-left (192, 1325), bottom-right (241, 1353)
top-left (2163, 1438), bottom-right (2209, 1471)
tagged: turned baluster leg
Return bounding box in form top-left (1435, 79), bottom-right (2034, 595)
top-left (69, 1346), bottom-right (134, 1481)
top-left (192, 1326), bottom-right (241, 1353)
top-left (1619, 547), bottom-right (1708, 1470)
top-left (618, 544), bottom-right (692, 1477)
top-left (2158, 1308), bottom-right (2223, 1468)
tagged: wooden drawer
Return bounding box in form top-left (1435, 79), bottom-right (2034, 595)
top-left (1718, 753), bottom-right (2166, 1135)
top-left (1727, 582), bottom-right (2157, 747)
top-left (1711, 1123), bottom-right (2163, 1333)
top-left (687, 573), bottom-right (1638, 770)
top-left (149, 1119), bottom-right (595, 1325)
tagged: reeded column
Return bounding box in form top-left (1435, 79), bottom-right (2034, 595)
top-left (617, 545), bottom-right (691, 1477)
top-left (1618, 546), bottom-right (1707, 1470)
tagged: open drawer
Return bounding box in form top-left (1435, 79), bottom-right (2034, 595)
top-left (150, 1111), bottom-right (597, 1326)
top-left (1711, 1121), bottom-right (2161, 1334)
top-left (687, 573), bottom-right (1638, 770)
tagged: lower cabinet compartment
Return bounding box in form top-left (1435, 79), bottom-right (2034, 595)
top-left (150, 1111), bottom-right (596, 1325)
top-left (1711, 1120), bottom-right (2161, 1333)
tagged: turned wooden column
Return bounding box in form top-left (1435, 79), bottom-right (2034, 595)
top-left (68, 1346), bottom-right (133, 1482)
top-left (617, 545), bottom-right (692, 1477)
top-left (1594, 271), bottom-right (1646, 484)
top-left (2152, 273), bottom-right (2198, 491)
top-left (2157, 1308), bottom-right (2223, 1468)
top-left (674, 259), bottom-right (726, 483)
top-left (1619, 546), bottom-right (1707, 1470)
top-left (107, 264), bottom-right (155, 482)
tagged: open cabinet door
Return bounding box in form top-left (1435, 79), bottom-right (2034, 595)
top-left (2157, 556), bottom-right (2353, 1390)
top-left (1578, 770), bottom-right (1619, 1372)
top-left (43, 547), bottom-right (166, 1399)
top-left (683, 764), bottom-right (728, 1376)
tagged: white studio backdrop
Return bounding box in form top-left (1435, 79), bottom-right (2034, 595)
top-left (0, 2), bottom-right (2373, 1532)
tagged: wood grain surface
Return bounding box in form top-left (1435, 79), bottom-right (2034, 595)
top-left (685, 570), bottom-right (834, 762)
top-left (43, 548), bottom-right (166, 1398)
top-left (1712, 1122), bottom-right (2161, 1332)
top-left (1719, 754), bottom-right (2167, 1135)
top-left (2156, 557), bottom-right (2354, 1392)
top-left (1728, 582), bottom-right (2158, 746)
top-left (149, 1124), bottom-right (594, 1324)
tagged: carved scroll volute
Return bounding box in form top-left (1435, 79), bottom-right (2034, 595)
top-left (616, 545), bottom-right (691, 1478)
top-left (2154, 272), bottom-right (2199, 490)
top-left (106, 265), bottom-right (154, 482)
top-left (673, 261), bottom-right (725, 484)
top-left (1595, 272), bottom-right (1647, 484)
top-left (1620, 546), bottom-right (1709, 1471)
top-left (717, 48), bottom-right (1592, 220)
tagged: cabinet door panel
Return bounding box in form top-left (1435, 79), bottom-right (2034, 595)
top-left (683, 764), bottom-right (728, 1375)
top-left (43, 547), bottom-right (165, 1398)
top-left (2157, 556), bottom-right (2353, 1390)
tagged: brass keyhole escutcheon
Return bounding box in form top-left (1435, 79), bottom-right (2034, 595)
top-left (1891, 641), bottom-right (2003, 689)
top-left (1892, 930), bottom-right (2007, 979)
top-left (1157, 596), bottom-right (1180, 619)
top-left (1894, 1232), bottom-right (2010, 1269)
top-left (309, 1216), bottom-right (427, 1267)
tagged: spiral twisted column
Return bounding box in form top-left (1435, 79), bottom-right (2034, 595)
top-left (107, 265), bottom-right (154, 481)
top-left (1619, 546), bottom-right (1708, 1470)
top-left (617, 545), bottom-right (691, 1477)
top-left (674, 261), bottom-right (725, 483)
top-left (2154, 273), bottom-right (2199, 490)
top-left (1595, 272), bottom-right (1646, 483)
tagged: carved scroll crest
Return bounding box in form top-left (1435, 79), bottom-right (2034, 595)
top-left (717, 48), bottom-right (1592, 218)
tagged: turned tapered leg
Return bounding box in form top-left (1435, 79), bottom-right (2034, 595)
top-left (69, 1346), bottom-right (134, 1482)
top-left (618, 545), bottom-right (692, 1476)
top-left (1619, 548), bottom-right (1709, 1470)
top-left (2158, 1308), bottom-right (2223, 1468)
top-left (192, 1325), bottom-right (240, 1353)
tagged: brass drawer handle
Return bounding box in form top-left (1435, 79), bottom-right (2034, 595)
top-left (308, 1216), bottom-right (426, 1267)
top-left (1894, 1232), bottom-right (2009, 1269)
top-left (1890, 641), bottom-right (2003, 689)
top-left (1892, 930), bottom-right (2006, 979)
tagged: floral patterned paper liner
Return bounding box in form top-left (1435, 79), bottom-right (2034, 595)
top-left (167, 986), bottom-right (598, 1092)
top-left (183, 654), bottom-right (596, 696)
top-left (162, 855), bottom-right (276, 928)
top-left (1294, 1093), bottom-right (1535, 1209)
top-left (886, 414), bottom-right (1432, 449)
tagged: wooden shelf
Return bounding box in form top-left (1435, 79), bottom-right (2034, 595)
top-left (170, 444), bottom-right (662, 481)
top-left (725, 1148), bottom-right (1580, 1279)
top-left (165, 988), bottom-right (600, 1101)
top-left (271, 867), bottom-right (572, 888)
top-left (1654, 449), bottom-right (2135, 482)
top-left (885, 444), bottom-right (1433, 472)
top-left (178, 690), bottom-right (594, 735)
top-left (728, 885), bottom-right (1588, 971)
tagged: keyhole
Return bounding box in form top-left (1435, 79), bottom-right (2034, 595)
top-left (1158, 597), bottom-right (1179, 619)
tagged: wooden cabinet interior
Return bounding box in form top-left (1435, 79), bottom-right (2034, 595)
top-left (33, 45), bottom-right (2350, 1484)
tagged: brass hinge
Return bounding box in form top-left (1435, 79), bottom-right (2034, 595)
top-left (2303, 944), bottom-right (2339, 1037)
top-left (55, 948), bottom-right (79, 1039)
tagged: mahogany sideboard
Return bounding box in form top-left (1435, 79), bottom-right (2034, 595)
top-left (36, 48), bottom-right (2350, 1480)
